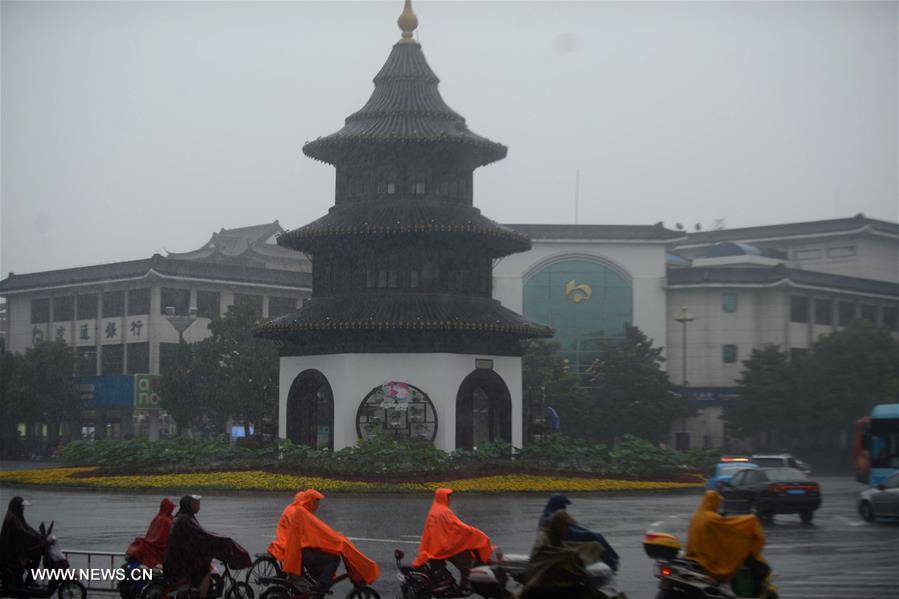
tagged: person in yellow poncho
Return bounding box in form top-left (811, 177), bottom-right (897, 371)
top-left (685, 491), bottom-right (768, 584)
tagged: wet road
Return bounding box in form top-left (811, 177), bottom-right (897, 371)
top-left (1, 475), bottom-right (895, 598)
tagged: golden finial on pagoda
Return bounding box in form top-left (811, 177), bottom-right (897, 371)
top-left (397, 0), bottom-right (418, 43)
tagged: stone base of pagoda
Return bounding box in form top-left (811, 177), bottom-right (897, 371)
top-left (278, 353), bottom-right (522, 452)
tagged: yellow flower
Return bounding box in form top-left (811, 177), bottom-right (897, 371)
top-left (0, 468), bottom-right (702, 493)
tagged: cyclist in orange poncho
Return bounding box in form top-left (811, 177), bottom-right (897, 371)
top-left (126, 497), bottom-right (175, 568)
top-left (267, 489), bottom-right (379, 590)
top-left (685, 491), bottom-right (767, 580)
top-left (413, 488), bottom-right (492, 589)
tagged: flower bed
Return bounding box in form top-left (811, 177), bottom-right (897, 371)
top-left (0, 467), bottom-right (703, 493)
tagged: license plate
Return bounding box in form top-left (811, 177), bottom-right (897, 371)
top-left (786, 489), bottom-right (806, 495)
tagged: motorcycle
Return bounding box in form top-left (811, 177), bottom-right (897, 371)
top-left (643, 531), bottom-right (778, 599)
top-left (394, 548), bottom-right (625, 599)
top-left (394, 549), bottom-right (475, 599)
top-left (0, 522), bottom-right (86, 599)
top-left (468, 549), bottom-right (625, 599)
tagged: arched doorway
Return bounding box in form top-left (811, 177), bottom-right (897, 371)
top-left (455, 370), bottom-right (512, 450)
top-left (286, 370), bottom-right (334, 450)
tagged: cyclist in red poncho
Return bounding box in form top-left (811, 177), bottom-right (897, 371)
top-left (126, 498), bottom-right (175, 568)
top-left (268, 489), bottom-right (379, 591)
top-left (413, 488), bottom-right (492, 589)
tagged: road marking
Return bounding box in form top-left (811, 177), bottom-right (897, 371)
top-left (347, 536), bottom-right (420, 545)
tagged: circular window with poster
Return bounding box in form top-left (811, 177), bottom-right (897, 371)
top-left (356, 381), bottom-right (438, 442)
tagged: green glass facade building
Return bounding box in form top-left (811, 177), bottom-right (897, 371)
top-left (523, 258), bottom-right (633, 373)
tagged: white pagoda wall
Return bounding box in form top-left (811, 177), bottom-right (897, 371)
top-left (279, 353), bottom-right (522, 452)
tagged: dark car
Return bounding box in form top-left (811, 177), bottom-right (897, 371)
top-left (706, 461), bottom-right (759, 491)
top-left (720, 467), bottom-right (821, 524)
top-left (857, 471), bottom-right (899, 522)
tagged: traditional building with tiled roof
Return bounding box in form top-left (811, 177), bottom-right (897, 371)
top-left (257, 0), bottom-right (551, 452)
top-left (0, 223), bottom-right (311, 448)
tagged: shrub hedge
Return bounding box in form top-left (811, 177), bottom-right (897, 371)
top-left (59, 433), bottom-right (720, 479)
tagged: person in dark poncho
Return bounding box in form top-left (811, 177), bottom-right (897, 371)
top-left (163, 495), bottom-right (251, 598)
top-left (0, 497), bottom-right (46, 587)
top-left (126, 497), bottom-right (175, 568)
top-left (521, 510), bottom-right (597, 599)
top-left (538, 493), bottom-right (619, 572)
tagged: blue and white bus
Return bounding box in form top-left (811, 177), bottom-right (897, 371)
top-left (857, 404), bottom-right (899, 487)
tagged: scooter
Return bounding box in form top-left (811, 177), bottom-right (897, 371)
top-left (467, 549), bottom-right (626, 599)
top-left (643, 531), bottom-right (778, 599)
top-left (394, 549), bottom-right (480, 599)
top-left (0, 522), bottom-right (86, 599)
top-left (395, 548), bottom-right (625, 599)
top-left (138, 559), bottom-right (253, 599)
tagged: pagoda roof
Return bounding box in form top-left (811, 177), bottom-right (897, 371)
top-left (302, 41), bottom-right (507, 168)
top-left (278, 198), bottom-right (530, 255)
top-left (255, 293), bottom-right (553, 338)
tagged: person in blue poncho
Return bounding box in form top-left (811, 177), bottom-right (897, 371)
top-left (537, 494), bottom-right (619, 572)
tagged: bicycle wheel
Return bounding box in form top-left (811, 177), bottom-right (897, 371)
top-left (259, 586), bottom-right (291, 599)
top-left (246, 556), bottom-right (282, 588)
top-left (225, 582), bottom-right (255, 599)
top-left (345, 586), bottom-right (379, 599)
top-left (57, 581), bottom-right (87, 599)
top-left (140, 582), bottom-right (167, 599)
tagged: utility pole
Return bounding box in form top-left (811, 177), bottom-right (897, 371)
top-left (574, 168), bottom-right (580, 224)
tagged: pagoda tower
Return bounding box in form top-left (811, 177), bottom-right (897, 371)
top-left (256, 0), bottom-right (551, 452)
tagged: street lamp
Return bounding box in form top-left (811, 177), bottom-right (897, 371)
top-left (153, 306), bottom-right (197, 442)
top-left (165, 306), bottom-right (198, 343)
top-left (674, 306), bottom-right (695, 389)
top-left (674, 306), bottom-right (695, 447)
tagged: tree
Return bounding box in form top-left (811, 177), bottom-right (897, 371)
top-left (0, 341), bottom-right (80, 456)
top-left (160, 304), bottom-right (279, 435)
top-left (578, 324), bottom-right (685, 445)
top-left (802, 321), bottom-right (899, 448)
top-left (159, 340), bottom-right (204, 431)
top-left (725, 344), bottom-right (795, 443)
top-left (522, 339), bottom-right (585, 442)
top-left (727, 321), bottom-right (899, 451)
top-left (0, 351), bottom-right (24, 458)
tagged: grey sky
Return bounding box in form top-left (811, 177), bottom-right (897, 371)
top-left (2, 1), bottom-right (897, 278)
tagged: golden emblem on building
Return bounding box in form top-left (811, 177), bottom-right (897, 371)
top-left (565, 279), bottom-right (592, 303)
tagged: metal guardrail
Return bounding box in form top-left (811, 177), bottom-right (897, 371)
top-left (61, 549), bottom-right (128, 594)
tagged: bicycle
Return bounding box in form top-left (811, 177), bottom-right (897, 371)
top-left (139, 560), bottom-right (253, 599)
top-left (255, 555), bottom-right (378, 599)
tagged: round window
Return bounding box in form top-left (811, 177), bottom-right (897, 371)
top-left (356, 381), bottom-right (438, 442)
